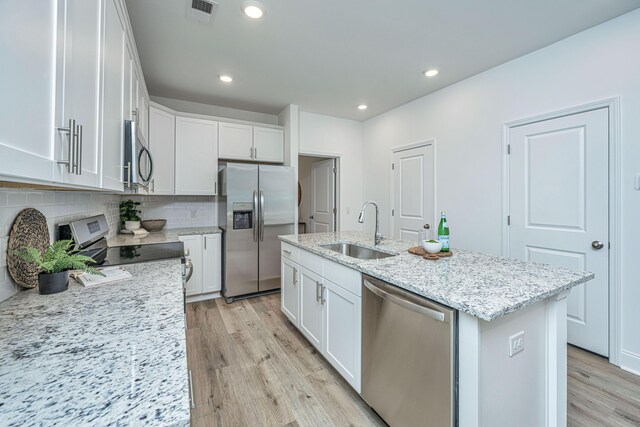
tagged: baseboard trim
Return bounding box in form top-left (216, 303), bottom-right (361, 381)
top-left (619, 349), bottom-right (640, 376)
top-left (186, 292), bottom-right (221, 304)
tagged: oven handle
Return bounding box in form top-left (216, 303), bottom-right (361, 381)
top-left (363, 279), bottom-right (445, 322)
top-left (184, 259), bottom-right (194, 283)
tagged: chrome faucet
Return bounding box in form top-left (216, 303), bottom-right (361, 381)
top-left (358, 201), bottom-right (382, 246)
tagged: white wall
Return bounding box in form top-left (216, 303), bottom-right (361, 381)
top-left (299, 112), bottom-right (364, 231)
top-left (151, 96), bottom-right (279, 125)
top-left (0, 189), bottom-right (120, 302)
top-left (362, 9), bottom-right (640, 372)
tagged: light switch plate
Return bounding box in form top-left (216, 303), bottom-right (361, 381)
top-left (509, 331), bottom-right (525, 357)
top-left (635, 174), bottom-right (640, 190)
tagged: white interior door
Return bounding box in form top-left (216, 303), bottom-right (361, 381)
top-left (392, 144), bottom-right (435, 241)
top-left (310, 159), bottom-right (336, 233)
top-left (508, 108), bottom-right (609, 356)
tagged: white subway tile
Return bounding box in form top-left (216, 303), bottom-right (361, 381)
top-left (7, 192), bottom-right (26, 207)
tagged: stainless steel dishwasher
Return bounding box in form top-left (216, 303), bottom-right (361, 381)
top-left (362, 275), bottom-right (457, 427)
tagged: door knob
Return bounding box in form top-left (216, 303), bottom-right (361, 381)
top-left (423, 224), bottom-right (430, 229)
top-left (309, 215), bottom-right (314, 219)
top-left (592, 241), bottom-right (605, 250)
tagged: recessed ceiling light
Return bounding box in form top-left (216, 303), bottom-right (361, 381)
top-left (424, 69), bottom-right (439, 77)
top-left (218, 74), bottom-right (233, 83)
top-left (242, 1), bottom-right (265, 19)
top-left (357, 104), bottom-right (368, 110)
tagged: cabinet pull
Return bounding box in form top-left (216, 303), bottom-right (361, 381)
top-left (204, 236), bottom-right (207, 250)
top-left (283, 249), bottom-right (292, 256)
top-left (77, 124), bottom-right (83, 175)
top-left (292, 268), bottom-right (297, 285)
top-left (250, 146), bottom-right (254, 159)
top-left (321, 285), bottom-right (326, 305)
top-left (254, 147), bottom-right (258, 159)
top-left (188, 369), bottom-right (195, 409)
top-left (316, 281), bottom-right (321, 302)
top-left (151, 179), bottom-right (155, 193)
top-left (124, 161), bottom-right (132, 188)
top-left (57, 119), bottom-right (74, 172)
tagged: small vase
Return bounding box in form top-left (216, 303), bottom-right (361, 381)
top-left (124, 220), bottom-right (141, 231)
top-left (38, 271), bottom-right (69, 295)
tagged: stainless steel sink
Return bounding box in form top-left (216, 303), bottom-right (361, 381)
top-left (320, 243), bottom-right (396, 260)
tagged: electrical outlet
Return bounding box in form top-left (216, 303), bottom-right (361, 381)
top-left (509, 331), bottom-right (525, 357)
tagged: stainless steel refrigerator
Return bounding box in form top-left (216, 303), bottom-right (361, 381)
top-left (219, 163), bottom-right (295, 301)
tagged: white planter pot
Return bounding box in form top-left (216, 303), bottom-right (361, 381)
top-left (124, 220), bottom-right (141, 231)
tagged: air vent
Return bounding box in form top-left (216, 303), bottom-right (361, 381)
top-left (187, 0), bottom-right (218, 24)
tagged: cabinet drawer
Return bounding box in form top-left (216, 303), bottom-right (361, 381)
top-left (281, 242), bottom-right (299, 263)
top-left (323, 258), bottom-right (361, 297)
top-left (299, 249), bottom-right (323, 276)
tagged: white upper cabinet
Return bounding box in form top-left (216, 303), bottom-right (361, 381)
top-left (218, 123), bottom-right (284, 163)
top-left (57, 0), bottom-right (103, 188)
top-left (148, 107), bottom-right (175, 195)
top-left (175, 116), bottom-right (218, 195)
top-left (100, 0), bottom-right (126, 191)
top-left (218, 122), bottom-right (253, 160)
top-left (253, 127), bottom-right (284, 163)
top-left (0, 1), bottom-right (59, 182)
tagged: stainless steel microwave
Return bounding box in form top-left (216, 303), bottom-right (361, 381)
top-left (123, 120), bottom-right (153, 188)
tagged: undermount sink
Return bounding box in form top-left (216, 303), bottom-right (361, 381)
top-left (320, 243), bottom-right (396, 260)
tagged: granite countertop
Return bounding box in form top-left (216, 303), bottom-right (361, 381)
top-left (0, 259), bottom-right (190, 426)
top-left (108, 226), bottom-right (222, 247)
top-left (279, 231), bottom-right (594, 321)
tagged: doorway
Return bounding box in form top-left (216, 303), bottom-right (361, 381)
top-left (506, 106), bottom-right (612, 357)
top-left (298, 155), bottom-right (338, 234)
top-left (390, 142), bottom-right (436, 241)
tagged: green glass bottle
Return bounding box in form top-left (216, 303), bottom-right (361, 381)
top-left (438, 211), bottom-right (450, 252)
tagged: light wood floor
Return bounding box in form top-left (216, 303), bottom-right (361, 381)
top-left (186, 294), bottom-right (640, 427)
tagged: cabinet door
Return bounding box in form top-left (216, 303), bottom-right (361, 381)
top-left (0, 0), bottom-right (58, 182)
top-left (58, 0), bottom-right (103, 188)
top-left (323, 280), bottom-right (362, 392)
top-left (281, 258), bottom-right (300, 326)
top-left (181, 235), bottom-right (203, 296)
top-left (202, 234), bottom-right (221, 294)
top-left (175, 117), bottom-right (218, 195)
top-left (218, 122), bottom-right (253, 161)
top-left (148, 107), bottom-right (175, 195)
top-left (253, 127), bottom-right (284, 163)
top-left (100, 0), bottom-right (126, 191)
top-left (299, 267), bottom-right (323, 350)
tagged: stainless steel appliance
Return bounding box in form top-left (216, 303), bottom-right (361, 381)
top-left (362, 275), bottom-right (457, 427)
top-left (219, 163), bottom-right (295, 301)
top-left (123, 119), bottom-right (153, 189)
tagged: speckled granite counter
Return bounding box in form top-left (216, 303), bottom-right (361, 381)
top-left (0, 259), bottom-right (190, 426)
top-left (108, 226), bottom-right (222, 247)
top-left (279, 231), bottom-right (594, 321)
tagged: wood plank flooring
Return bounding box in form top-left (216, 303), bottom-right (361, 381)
top-left (186, 294), bottom-right (640, 427)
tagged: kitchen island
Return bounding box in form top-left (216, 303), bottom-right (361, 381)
top-left (279, 231), bottom-right (594, 427)
top-left (0, 259), bottom-right (190, 426)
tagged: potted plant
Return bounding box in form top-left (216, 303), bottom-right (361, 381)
top-left (120, 199), bottom-right (142, 231)
top-left (13, 240), bottom-right (103, 295)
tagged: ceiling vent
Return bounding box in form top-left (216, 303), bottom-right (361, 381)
top-left (187, 0), bottom-right (218, 24)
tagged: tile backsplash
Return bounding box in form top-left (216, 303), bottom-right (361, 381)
top-left (125, 195), bottom-right (218, 229)
top-left (0, 189), bottom-right (120, 302)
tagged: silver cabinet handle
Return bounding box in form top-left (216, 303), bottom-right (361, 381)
top-left (188, 369), bottom-right (195, 409)
top-left (321, 285), bottom-right (326, 305)
top-left (204, 236), bottom-right (207, 250)
top-left (77, 124), bottom-right (83, 175)
top-left (124, 161), bottom-right (132, 188)
top-left (250, 146), bottom-right (254, 159)
top-left (150, 179), bottom-right (155, 193)
top-left (56, 119), bottom-right (73, 172)
top-left (259, 189), bottom-right (265, 242)
top-left (592, 241), bottom-right (605, 250)
top-left (363, 279), bottom-right (446, 322)
top-left (293, 268), bottom-right (297, 285)
top-left (72, 121), bottom-right (79, 174)
top-left (253, 190), bottom-right (259, 242)
top-left (283, 249), bottom-right (292, 255)
top-left (316, 281), bottom-right (322, 302)
top-left (254, 146), bottom-right (258, 159)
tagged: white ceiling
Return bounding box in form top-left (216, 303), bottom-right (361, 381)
top-left (126, 0), bottom-right (639, 121)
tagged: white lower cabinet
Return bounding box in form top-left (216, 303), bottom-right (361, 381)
top-left (181, 233), bottom-right (221, 299)
top-left (281, 243), bottom-right (362, 392)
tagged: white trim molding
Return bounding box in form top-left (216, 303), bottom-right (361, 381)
top-left (501, 97), bottom-right (622, 366)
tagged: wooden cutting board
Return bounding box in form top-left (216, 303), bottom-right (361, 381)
top-left (408, 246), bottom-right (453, 261)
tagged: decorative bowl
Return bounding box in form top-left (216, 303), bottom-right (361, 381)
top-left (141, 219), bottom-right (167, 232)
top-left (422, 240), bottom-right (443, 254)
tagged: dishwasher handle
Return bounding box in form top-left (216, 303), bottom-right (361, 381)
top-left (364, 279), bottom-right (446, 322)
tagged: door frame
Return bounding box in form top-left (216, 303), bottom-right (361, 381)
top-left (298, 150), bottom-right (340, 232)
top-left (389, 140), bottom-right (437, 239)
top-left (501, 97), bottom-right (621, 365)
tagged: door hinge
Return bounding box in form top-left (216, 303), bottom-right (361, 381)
top-left (391, 163), bottom-right (395, 170)
top-left (507, 215), bottom-right (511, 226)
top-left (507, 144), bottom-right (511, 155)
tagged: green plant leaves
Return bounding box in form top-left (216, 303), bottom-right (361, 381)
top-left (12, 240), bottom-right (104, 276)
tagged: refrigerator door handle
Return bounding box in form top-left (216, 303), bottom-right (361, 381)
top-left (259, 189), bottom-right (265, 242)
top-left (253, 189), bottom-right (259, 242)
